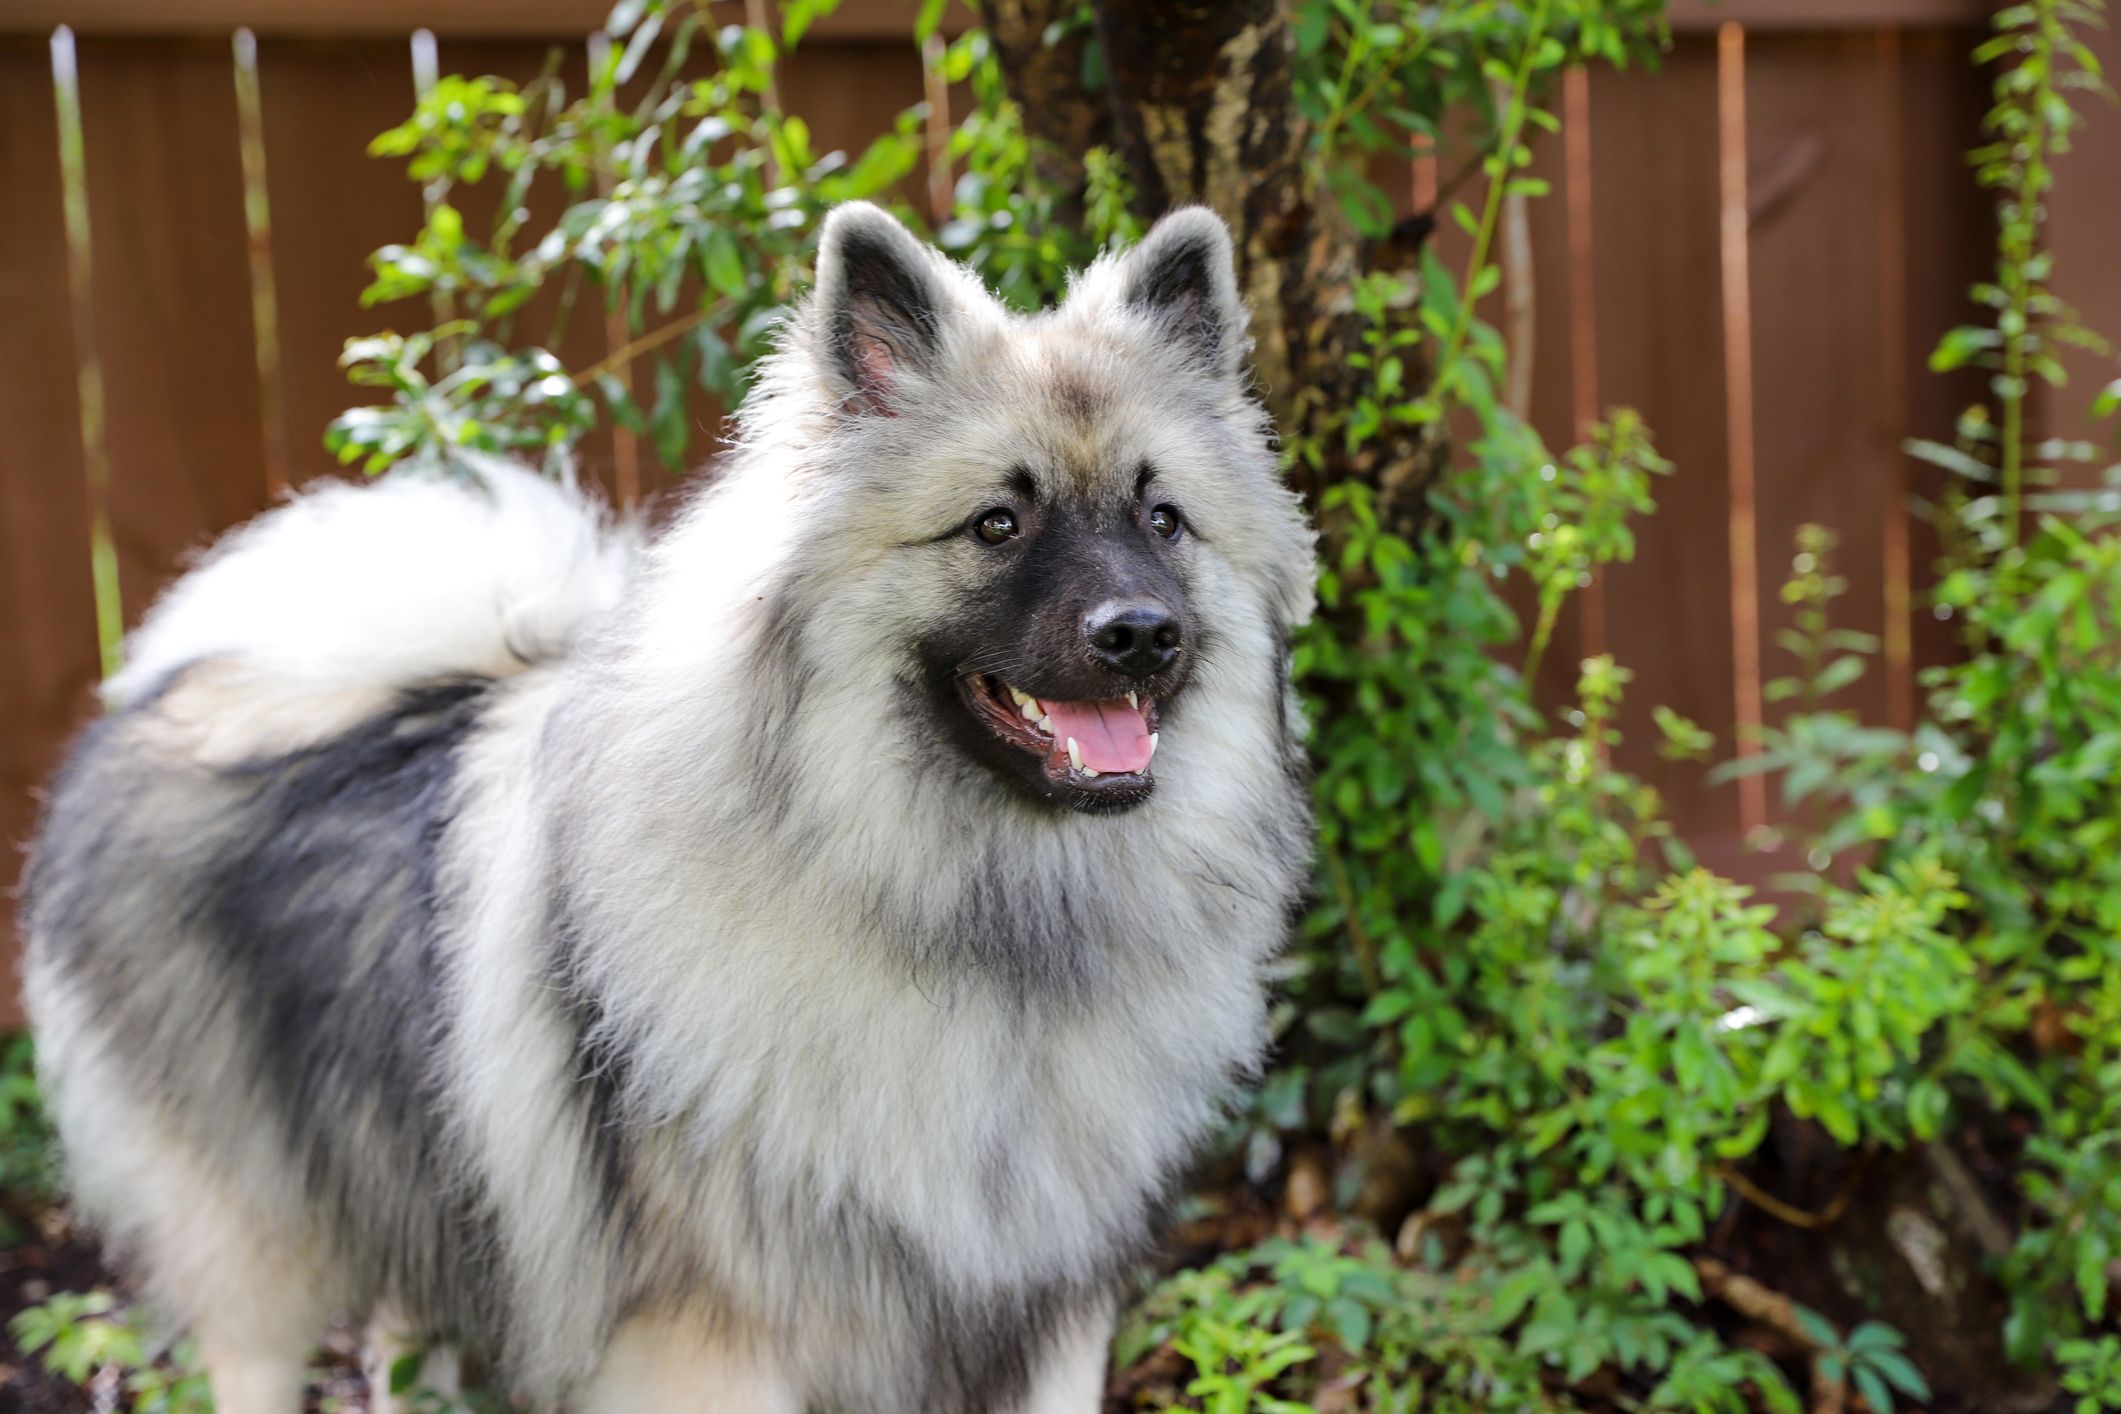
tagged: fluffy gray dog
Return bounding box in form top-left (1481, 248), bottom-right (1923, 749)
top-left (22, 202), bottom-right (1315, 1414)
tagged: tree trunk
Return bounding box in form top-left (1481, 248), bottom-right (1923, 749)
top-left (981, 0), bottom-right (1108, 229)
top-left (978, 0), bottom-right (1444, 519)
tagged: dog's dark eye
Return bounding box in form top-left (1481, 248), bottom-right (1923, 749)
top-left (1148, 504), bottom-right (1182, 540)
top-left (974, 509), bottom-right (1020, 545)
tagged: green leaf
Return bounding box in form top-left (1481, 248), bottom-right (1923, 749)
top-left (1853, 1365), bottom-right (1895, 1414)
top-left (1865, 1348), bottom-right (1931, 1399)
top-left (705, 228), bottom-right (749, 299)
top-left (915, 0), bottom-right (950, 44)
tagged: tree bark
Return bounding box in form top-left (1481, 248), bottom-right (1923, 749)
top-left (981, 0), bottom-right (1108, 229)
top-left (980, 0), bottom-right (1444, 519)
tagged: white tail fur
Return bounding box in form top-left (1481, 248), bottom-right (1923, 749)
top-left (104, 458), bottom-right (634, 715)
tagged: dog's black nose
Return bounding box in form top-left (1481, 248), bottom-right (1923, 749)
top-left (1085, 600), bottom-right (1182, 679)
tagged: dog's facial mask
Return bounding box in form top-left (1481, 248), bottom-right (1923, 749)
top-left (808, 203), bottom-right (1253, 813)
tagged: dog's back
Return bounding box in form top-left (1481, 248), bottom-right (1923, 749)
top-left (22, 462), bottom-right (633, 1405)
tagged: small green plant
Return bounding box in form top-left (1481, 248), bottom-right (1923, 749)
top-left (2062, 1334), bottom-right (2121, 1414)
top-left (10, 1291), bottom-right (213, 1414)
top-left (1713, 526), bottom-right (1907, 871)
top-left (1173, 1322), bottom-right (1320, 1414)
top-left (1793, 1310), bottom-right (1933, 1414)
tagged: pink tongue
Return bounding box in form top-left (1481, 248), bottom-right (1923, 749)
top-left (1042, 697), bottom-right (1154, 773)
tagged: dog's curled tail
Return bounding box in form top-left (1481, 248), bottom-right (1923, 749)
top-left (103, 456), bottom-right (636, 716)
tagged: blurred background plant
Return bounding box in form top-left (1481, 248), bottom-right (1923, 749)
top-left (10, 0), bottom-right (2121, 1410)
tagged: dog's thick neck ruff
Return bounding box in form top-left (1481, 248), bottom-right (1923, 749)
top-left (25, 202), bottom-right (1317, 1414)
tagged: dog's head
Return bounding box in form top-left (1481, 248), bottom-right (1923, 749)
top-left (743, 202), bottom-right (1313, 815)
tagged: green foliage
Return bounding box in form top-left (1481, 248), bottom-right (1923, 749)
top-left (1918, 0), bottom-right (2112, 550)
top-left (0, 1033), bottom-right (56, 1215)
top-left (1292, 0), bottom-right (1667, 240)
top-left (2063, 1334), bottom-right (2121, 1414)
top-left (1265, 0), bottom-right (2121, 1408)
top-left (333, 0), bottom-right (926, 475)
top-left (8, 1290), bottom-right (507, 1413)
top-left (932, 27), bottom-right (1143, 307)
top-left (10, 1291), bottom-right (212, 1414)
top-left (1794, 1309), bottom-right (1933, 1414)
top-left (1119, 1230), bottom-right (1793, 1413)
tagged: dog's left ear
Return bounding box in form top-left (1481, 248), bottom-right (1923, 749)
top-left (813, 202), bottom-right (955, 414)
top-left (1117, 207), bottom-right (1247, 382)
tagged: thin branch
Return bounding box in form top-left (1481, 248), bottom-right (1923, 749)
top-left (572, 299), bottom-right (728, 388)
top-left (1714, 1162), bottom-right (1855, 1230)
top-left (1696, 1258), bottom-right (1847, 1414)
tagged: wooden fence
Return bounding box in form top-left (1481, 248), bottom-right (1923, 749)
top-left (4, 0), bottom-right (2117, 1020)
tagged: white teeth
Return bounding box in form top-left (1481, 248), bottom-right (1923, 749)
top-left (1067, 737), bottom-right (1084, 772)
top-left (1127, 691), bottom-right (1139, 710)
top-left (1019, 697), bottom-right (1041, 722)
top-left (1008, 687), bottom-right (1031, 707)
top-left (1147, 731), bottom-right (1159, 761)
top-left (1037, 713), bottom-right (1052, 732)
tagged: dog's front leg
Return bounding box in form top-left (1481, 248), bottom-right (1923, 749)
top-left (579, 1314), bottom-right (803, 1414)
top-left (1018, 1301), bottom-right (1116, 1414)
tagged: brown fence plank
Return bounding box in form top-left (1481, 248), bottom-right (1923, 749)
top-left (1668, 0), bottom-right (1994, 29)
top-left (78, 35), bottom-right (273, 621)
top-left (257, 36), bottom-right (425, 485)
top-left (0, 38), bottom-right (99, 1026)
top-left (2042, 10), bottom-right (2121, 462)
top-left (1587, 40), bottom-right (1745, 866)
top-left (6, 0), bottom-right (1998, 39)
top-left (1744, 33), bottom-right (1897, 752)
top-left (1898, 27), bottom-right (1992, 683)
top-left (1518, 129), bottom-right (1588, 710)
top-left (0, 1), bottom-right (951, 42)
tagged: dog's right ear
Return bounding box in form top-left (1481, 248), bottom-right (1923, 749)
top-left (813, 202), bottom-right (953, 415)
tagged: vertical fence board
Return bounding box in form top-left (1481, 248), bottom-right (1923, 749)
top-left (778, 41), bottom-right (925, 157)
top-left (1587, 42), bottom-right (1744, 865)
top-left (0, 39), bottom-right (99, 1025)
top-left (258, 37), bottom-right (424, 485)
top-left (2042, 10), bottom-right (2121, 462)
top-left (78, 35), bottom-right (272, 622)
top-left (1745, 34), bottom-right (1896, 745)
top-left (1898, 28), bottom-right (1991, 679)
top-left (1519, 133), bottom-right (1589, 709)
top-left (1875, 29), bottom-right (1914, 731)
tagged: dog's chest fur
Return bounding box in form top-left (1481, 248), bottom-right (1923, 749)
top-left (435, 669), bottom-right (1301, 1400)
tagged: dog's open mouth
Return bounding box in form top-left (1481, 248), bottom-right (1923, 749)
top-left (959, 673), bottom-right (1161, 804)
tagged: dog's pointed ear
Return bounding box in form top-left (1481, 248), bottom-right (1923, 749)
top-left (813, 202), bottom-right (953, 414)
top-left (1117, 207), bottom-right (1247, 381)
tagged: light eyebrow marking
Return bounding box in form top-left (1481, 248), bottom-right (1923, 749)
top-left (911, 467), bottom-right (1041, 545)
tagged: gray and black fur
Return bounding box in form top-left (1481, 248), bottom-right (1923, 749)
top-left (22, 204), bottom-right (1317, 1414)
